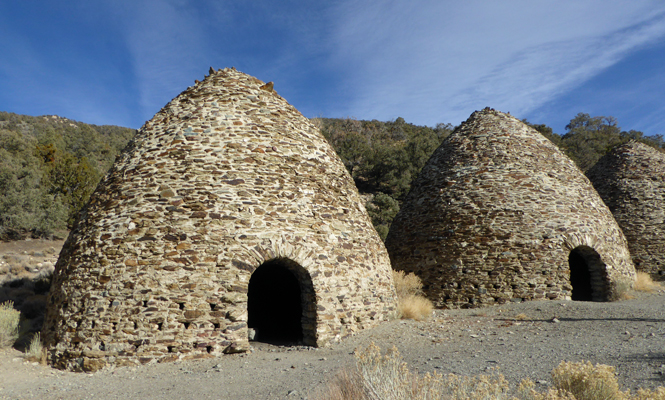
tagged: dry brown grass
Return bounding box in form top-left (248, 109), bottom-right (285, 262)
top-left (313, 345), bottom-right (665, 400)
top-left (392, 271), bottom-right (434, 321)
top-left (633, 272), bottom-right (662, 293)
top-left (398, 295), bottom-right (434, 321)
top-left (392, 270), bottom-right (424, 298)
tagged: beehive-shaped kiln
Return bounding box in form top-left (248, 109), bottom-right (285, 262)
top-left (587, 141), bottom-right (665, 278)
top-left (43, 68), bottom-right (397, 371)
top-left (385, 108), bottom-right (635, 308)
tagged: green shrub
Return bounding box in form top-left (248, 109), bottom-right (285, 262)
top-left (366, 193), bottom-right (400, 241)
top-left (317, 117), bottom-right (452, 237)
top-left (0, 112), bottom-right (135, 237)
top-left (0, 301), bottom-right (20, 348)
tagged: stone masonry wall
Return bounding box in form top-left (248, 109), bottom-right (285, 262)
top-left (385, 108), bottom-right (635, 308)
top-left (42, 68), bottom-right (397, 371)
top-left (587, 141), bottom-right (665, 279)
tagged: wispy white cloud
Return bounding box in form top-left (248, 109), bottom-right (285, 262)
top-left (327, 0), bottom-right (665, 126)
top-left (106, 1), bottom-right (335, 124)
top-left (3, 0), bottom-right (665, 133)
top-left (105, 0), bottom-right (212, 123)
top-left (452, 12), bottom-right (665, 119)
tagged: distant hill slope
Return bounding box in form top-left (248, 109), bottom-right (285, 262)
top-left (0, 112), bottom-right (136, 240)
top-left (313, 117), bottom-right (453, 239)
top-left (1, 111), bottom-right (662, 241)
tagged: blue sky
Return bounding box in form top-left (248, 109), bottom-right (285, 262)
top-left (1, 1), bottom-right (664, 136)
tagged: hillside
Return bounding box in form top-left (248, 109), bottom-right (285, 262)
top-left (0, 111), bottom-right (662, 241)
top-left (313, 117), bottom-right (453, 238)
top-left (0, 112), bottom-right (136, 240)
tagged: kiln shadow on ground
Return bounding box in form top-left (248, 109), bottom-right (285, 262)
top-left (0, 272), bottom-right (52, 350)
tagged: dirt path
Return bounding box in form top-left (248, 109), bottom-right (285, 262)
top-left (2, 238), bottom-right (665, 399)
top-left (2, 291), bottom-right (665, 400)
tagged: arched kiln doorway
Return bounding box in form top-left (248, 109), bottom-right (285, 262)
top-left (569, 246), bottom-right (608, 302)
top-left (247, 258), bottom-right (317, 346)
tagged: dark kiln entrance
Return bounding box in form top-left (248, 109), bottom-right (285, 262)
top-left (569, 246), bottom-right (607, 302)
top-left (247, 258), bottom-right (316, 346)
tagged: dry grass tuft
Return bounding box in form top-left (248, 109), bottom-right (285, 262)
top-left (392, 270), bottom-right (424, 298)
top-left (398, 295), bottom-right (434, 321)
top-left (392, 271), bottom-right (434, 320)
top-left (633, 272), bottom-right (661, 293)
top-left (24, 332), bottom-right (46, 364)
top-left (514, 313), bottom-right (529, 321)
top-left (0, 301), bottom-right (20, 348)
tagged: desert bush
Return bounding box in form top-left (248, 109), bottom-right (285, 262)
top-left (633, 272), bottom-right (661, 293)
top-left (313, 344), bottom-right (522, 400)
top-left (0, 300), bottom-right (20, 348)
top-left (439, 370), bottom-right (514, 400)
top-left (551, 361), bottom-right (623, 400)
top-left (546, 362), bottom-right (665, 399)
top-left (630, 387), bottom-right (665, 400)
top-left (314, 344), bottom-right (665, 400)
top-left (353, 343), bottom-right (444, 399)
top-left (311, 369), bottom-right (366, 400)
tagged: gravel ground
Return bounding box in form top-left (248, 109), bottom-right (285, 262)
top-left (2, 290), bottom-right (665, 400)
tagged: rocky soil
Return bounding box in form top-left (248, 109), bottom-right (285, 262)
top-left (2, 238), bottom-right (665, 399)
